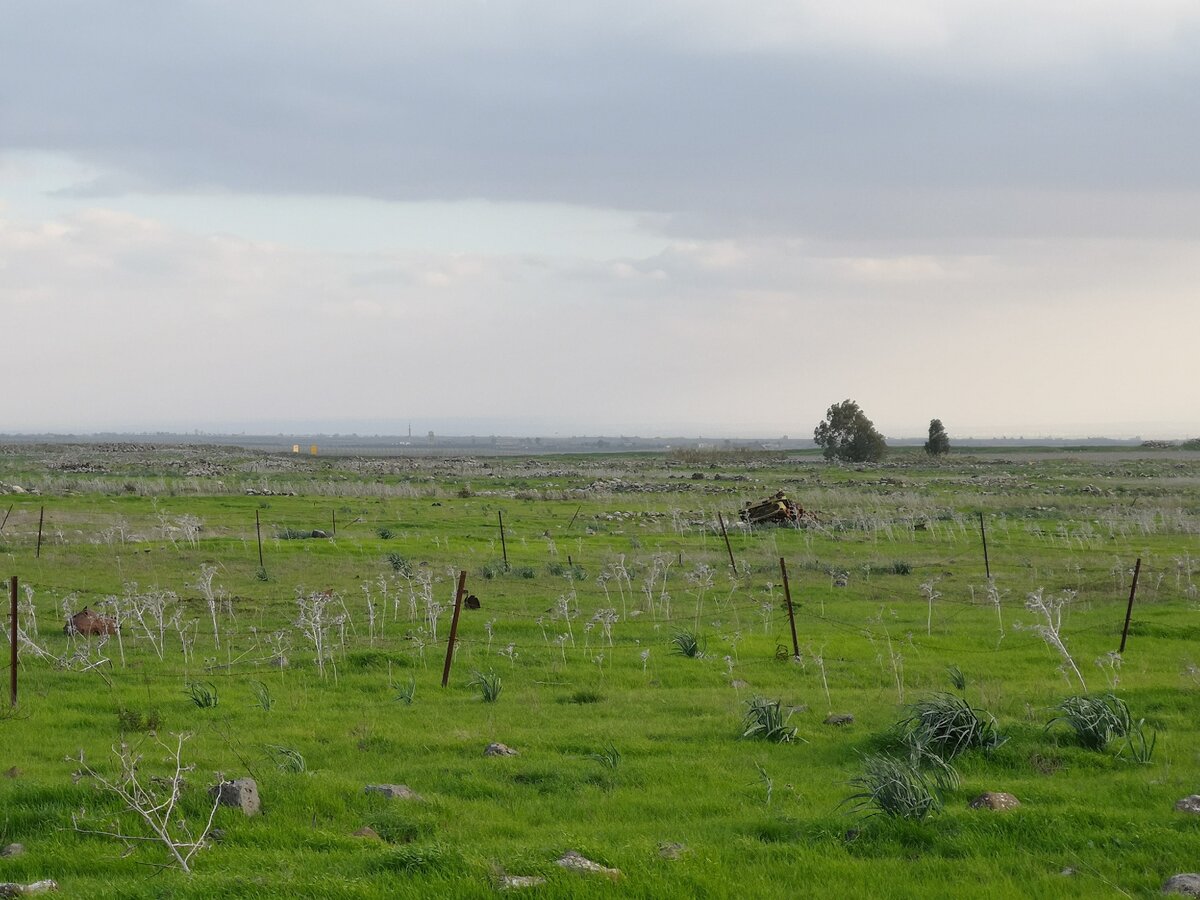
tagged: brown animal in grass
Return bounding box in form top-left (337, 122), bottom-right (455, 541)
top-left (64, 607), bottom-right (118, 636)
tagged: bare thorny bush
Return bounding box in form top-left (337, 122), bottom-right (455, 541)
top-left (1017, 588), bottom-right (1087, 690)
top-left (69, 732), bottom-right (221, 874)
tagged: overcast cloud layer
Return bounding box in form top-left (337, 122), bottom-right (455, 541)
top-left (2, 2), bottom-right (1198, 437)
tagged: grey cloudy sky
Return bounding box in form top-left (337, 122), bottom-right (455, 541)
top-left (2, 1), bottom-right (1198, 437)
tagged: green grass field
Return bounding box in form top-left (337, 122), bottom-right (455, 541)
top-left (1, 444), bottom-right (1198, 897)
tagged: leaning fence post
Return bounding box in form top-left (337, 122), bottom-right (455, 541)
top-left (498, 512), bottom-right (509, 571)
top-left (441, 571), bottom-right (468, 687)
top-left (255, 510), bottom-right (264, 569)
top-left (35, 506), bottom-right (44, 559)
top-left (1118, 557), bottom-right (1142, 655)
top-left (978, 512), bottom-right (990, 580)
top-left (718, 512), bottom-right (737, 574)
top-left (9, 575), bottom-right (17, 708)
top-left (779, 558), bottom-right (800, 661)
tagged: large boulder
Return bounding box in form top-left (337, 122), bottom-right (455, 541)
top-left (1164, 874), bottom-right (1200, 896)
top-left (209, 778), bottom-right (260, 816)
top-left (364, 783), bottom-right (422, 801)
top-left (969, 792), bottom-right (1020, 811)
top-left (1175, 795), bottom-right (1200, 815)
top-left (556, 851), bottom-right (621, 881)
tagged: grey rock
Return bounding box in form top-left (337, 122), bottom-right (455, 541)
top-left (352, 826), bottom-right (381, 840)
top-left (484, 743), bottom-right (518, 757)
top-left (2, 767), bottom-right (20, 780)
top-left (209, 778), bottom-right (260, 816)
top-left (0, 880), bottom-right (58, 897)
top-left (823, 713), bottom-right (855, 726)
top-left (658, 842), bottom-right (687, 860)
top-left (496, 875), bottom-right (547, 890)
top-left (364, 783), bottom-right (422, 801)
top-left (1164, 874), bottom-right (1200, 896)
top-left (0, 844), bottom-right (24, 858)
top-left (1175, 795), bottom-right (1200, 815)
top-left (557, 851), bottom-right (620, 880)
top-left (969, 792), bottom-right (1020, 811)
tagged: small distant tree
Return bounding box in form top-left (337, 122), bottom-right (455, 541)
top-left (924, 419), bottom-right (951, 456)
top-left (813, 400), bottom-right (888, 462)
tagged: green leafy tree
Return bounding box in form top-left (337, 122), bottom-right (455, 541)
top-left (813, 399), bottom-right (888, 462)
top-left (924, 419), bottom-right (951, 456)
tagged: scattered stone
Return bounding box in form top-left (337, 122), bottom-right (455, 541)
top-left (268, 655), bottom-right (289, 669)
top-left (311, 530), bottom-right (329, 539)
top-left (833, 573), bottom-right (849, 588)
top-left (1060, 867), bottom-right (1076, 877)
top-left (208, 828), bottom-right (226, 844)
top-left (1164, 874), bottom-right (1200, 896)
top-left (731, 680), bottom-right (749, 690)
top-left (364, 783), bottom-right (422, 801)
top-left (352, 826), bottom-right (382, 841)
top-left (484, 743), bottom-right (518, 757)
top-left (657, 842), bottom-right (687, 860)
top-left (823, 713), bottom-right (855, 726)
top-left (969, 792), bottom-right (1020, 811)
top-left (556, 851), bottom-right (621, 881)
top-left (1175, 795), bottom-right (1200, 815)
top-left (3, 767), bottom-right (21, 779)
top-left (496, 875), bottom-right (547, 890)
top-left (0, 882), bottom-right (58, 898)
top-left (0, 844), bottom-right (24, 858)
top-left (209, 778), bottom-right (260, 816)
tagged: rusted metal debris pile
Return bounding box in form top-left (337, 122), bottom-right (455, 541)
top-left (738, 491), bottom-right (818, 527)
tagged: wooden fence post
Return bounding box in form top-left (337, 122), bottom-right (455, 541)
top-left (441, 571), bottom-right (468, 687)
top-left (978, 512), bottom-right (990, 580)
top-left (1119, 557), bottom-right (1142, 655)
top-left (718, 513), bottom-right (737, 574)
top-left (255, 510), bottom-right (264, 568)
top-left (35, 507), bottom-right (44, 559)
top-left (779, 558), bottom-right (800, 660)
top-left (9, 575), bottom-right (17, 708)
top-left (498, 512), bottom-right (508, 571)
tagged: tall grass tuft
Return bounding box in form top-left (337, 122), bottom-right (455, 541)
top-left (393, 676), bottom-right (416, 705)
top-left (266, 744), bottom-right (306, 773)
top-left (587, 743), bottom-right (622, 769)
top-left (846, 753), bottom-right (955, 820)
top-left (898, 693), bottom-right (1002, 759)
top-left (742, 697), bottom-right (799, 743)
top-left (946, 665), bottom-right (967, 693)
top-left (1048, 693), bottom-right (1132, 751)
top-left (469, 669), bottom-right (502, 703)
top-left (250, 680), bottom-right (274, 712)
top-left (186, 682), bottom-right (219, 709)
top-left (670, 629), bottom-right (705, 658)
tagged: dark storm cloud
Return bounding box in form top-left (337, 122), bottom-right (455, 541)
top-left (5, 2), bottom-right (1200, 241)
